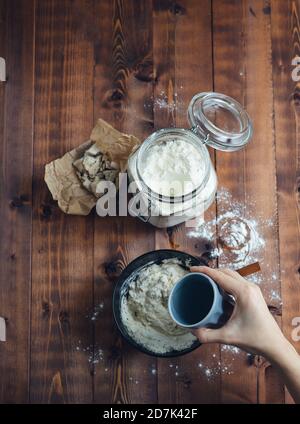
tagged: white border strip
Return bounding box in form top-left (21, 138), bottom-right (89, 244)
top-left (0, 317), bottom-right (6, 342)
top-left (0, 57), bottom-right (6, 82)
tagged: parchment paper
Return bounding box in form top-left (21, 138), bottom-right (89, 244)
top-left (44, 119), bottom-right (140, 215)
top-left (90, 119), bottom-right (140, 172)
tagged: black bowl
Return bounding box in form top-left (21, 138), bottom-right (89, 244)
top-left (113, 249), bottom-right (203, 357)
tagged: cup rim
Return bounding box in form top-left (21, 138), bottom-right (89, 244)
top-left (168, 272), bottom-right (219, 329)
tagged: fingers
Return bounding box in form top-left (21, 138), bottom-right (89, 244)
top-left (190, 266), bottom-right (243, 297)
top-left (218, 268), bottom-right (243, 279)
top-left (193, 327), bottom-right (228, 344)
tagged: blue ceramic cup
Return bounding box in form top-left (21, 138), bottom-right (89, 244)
top-left (168, 272), bottom-right (234, 329)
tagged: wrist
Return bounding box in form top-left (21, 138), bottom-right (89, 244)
top-left (263, 336), bottom-right (300, 404)
top-left (264, 336), bottom-right (299, 368)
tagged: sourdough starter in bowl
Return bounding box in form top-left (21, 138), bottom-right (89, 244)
top-left (120, 259), bottom-right (197, 354)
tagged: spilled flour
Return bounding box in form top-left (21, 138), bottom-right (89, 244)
top-left (189, 189), bottom-right (268, 268)
top-left (189, 188), bottom-right (282, 300)
top-left (196, 345), bottom-right (244, 380)
top-left (121, 259), bottom-right (197, 354)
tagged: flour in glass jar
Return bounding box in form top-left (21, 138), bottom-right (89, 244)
top-left (142, 138), bottom-right (206, 197)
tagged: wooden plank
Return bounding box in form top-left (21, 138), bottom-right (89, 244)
top-left (173, 0), bottom-right (222, 404)
top-left (213, 0), bottom-right (283, 403)
top-left (0, 0), bottom-right (35, 404)
top-left (153, 0), bottom-right (221, 404)
top-left (30, 0), bottom-right (94, 403)
top-left (0, 1), bottom-right (5, 176)
top-left (271, 0), bottom-right (300, 405)
top-left (213, 0), bottom-right (262, 405)
top-left (152, 0), bottom-right (179, 403)
top-left (93, 0), bottom-right (157, 404)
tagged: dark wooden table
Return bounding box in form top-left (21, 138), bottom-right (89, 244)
top-left (0, 0), bottom-right (299, 404)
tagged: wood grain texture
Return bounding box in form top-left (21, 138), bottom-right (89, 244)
top-left (92, 0), bottom-right (157, 404)
top-left (271, 0), bottom-right (300, 404)
top-left (0, 0), bottom-right (298, 404)
top-left (214, 0), bottom-right (257, 404)
top-left (153, 0), bottom-right (221, 404)
top-left (0, 0), bottom-right (35, 403)
top-left (213, 0), bottom-right (284, 404)
top-left (30, 0), bottom-right (94, 403)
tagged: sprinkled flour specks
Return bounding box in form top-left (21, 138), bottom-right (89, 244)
top-left (144, 89), bottom-right (185, 126)
top-left (74, 340), bottom-right (104, 366)
top-left (270, 290), bottom-right (282, 303)
top-left (86, 302), bottom-right (104, 321)
top-left (221, 345), bottom-right (241, 355)
top-left (196, 345), bottom-right (245, 380)
top-left (189, 188), bottom-right (268, 268)
top-left (151, 367), bottom-right (157, 376)
top-left (75, 303), bottom-right (107, 372)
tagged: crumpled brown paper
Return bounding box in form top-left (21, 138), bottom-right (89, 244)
top-left (90, 119), bottom-right (140, 172)
top-left (45, 119), bottom-right (141, 215)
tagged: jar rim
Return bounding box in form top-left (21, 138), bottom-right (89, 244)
top-left (136, 128), bottom-right (211, 202)
top-left (188, 92), bottom-right (253, 151)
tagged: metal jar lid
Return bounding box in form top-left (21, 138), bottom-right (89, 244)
top-left (188, 92), bottom-right (253, 152)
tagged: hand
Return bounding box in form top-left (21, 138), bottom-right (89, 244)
top-left (190, 266), bottom-right (300, 403)
top-left (190, 266), bottom-right (291, 361)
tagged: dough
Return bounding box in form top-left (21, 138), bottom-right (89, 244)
top-left (73, 143), bottom-right (118, 197)
top-left (121, 259), bottom-right (197, 354)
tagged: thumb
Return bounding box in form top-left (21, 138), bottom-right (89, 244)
top-left (193, 327), bottom-right (226, 344)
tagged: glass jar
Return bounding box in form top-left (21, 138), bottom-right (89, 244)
top-left (127, 92), bottom-right (253, 228)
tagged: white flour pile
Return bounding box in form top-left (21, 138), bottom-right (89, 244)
top-left (142, 138), bottom-right (206, 197)
top-left (121, 259), bottom-right (197, 354)
top-left (189, 188), bottom-right (268, 268)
